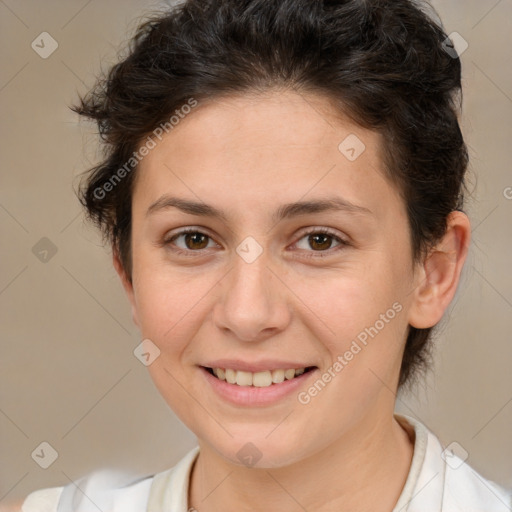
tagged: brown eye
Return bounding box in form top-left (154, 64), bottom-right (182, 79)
top-left (294, 228), bottom-right (348, 258)
top-left (165, 229), bottom-right (217, 255)
top-left (182, 232), bottom-right (210, 250)
top-left (308, 233), bottom-right (334, 251)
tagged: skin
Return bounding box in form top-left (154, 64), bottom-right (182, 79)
top-left (1, 500), bottom-right (24, 512)
top-left (108, 90), bottom-right (470, 512)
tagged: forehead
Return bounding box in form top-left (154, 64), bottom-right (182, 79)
top-left (133, 91), bottom-right (401, 221)
top-left (142, 91), bottom-right (381, 163)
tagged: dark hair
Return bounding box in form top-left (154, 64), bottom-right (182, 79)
top-left (73, 0), bottom-right (468, 390)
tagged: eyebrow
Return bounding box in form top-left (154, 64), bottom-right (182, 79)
top-left (146, 195), bottom-right (373, 222)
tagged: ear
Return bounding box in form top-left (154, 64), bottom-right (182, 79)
top-left (113, 248), bottom-right (140, 328)
top-left (408, 211), bottom-right (471, 329)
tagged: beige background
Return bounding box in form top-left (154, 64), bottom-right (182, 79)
top-left (1, 0), bottom-right (511, 505)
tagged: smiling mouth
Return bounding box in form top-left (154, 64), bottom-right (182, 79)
top-left (203, 366), bottom-right (317, 387)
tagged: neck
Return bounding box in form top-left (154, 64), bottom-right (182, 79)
top-left (188, 411), bottom-right (414, 512)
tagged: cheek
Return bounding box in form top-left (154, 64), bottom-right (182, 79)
top-left (293, 260), bottom-right (408, 384)
top-left (132, 268), bottom-right (203, 349)
top-left (292, 268), bottom-right (393, 343)
top-left (131, 269), bottom-right (210, 420)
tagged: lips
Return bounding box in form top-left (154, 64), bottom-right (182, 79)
top-left (199, 363), bottom-right (319, 407)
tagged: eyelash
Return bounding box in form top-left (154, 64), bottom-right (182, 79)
top-left (163, 227), bottom-right (350, 259)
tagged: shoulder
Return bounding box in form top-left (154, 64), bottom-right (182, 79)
top-left (19, 446), bottom-right (200, 512)
top-left (398, 414), bottom-right (512, 511)
top-left (0, 498), bottom-right (28, 512)
top-left (20, 471), bottom-right (152, 512)
top-left (19, 487), bottom-right (63, 512)
top-left (442, 457), bottom-right (512, 511)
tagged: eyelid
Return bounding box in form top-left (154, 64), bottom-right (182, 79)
top-left (163, 226), bottom-right (220, 252)
top-left (290, 226), bottom-right (350, 257)
top-left (294, 226), bottom-right (348, 243)
top-left (162, 226), bottom-right (350, 257)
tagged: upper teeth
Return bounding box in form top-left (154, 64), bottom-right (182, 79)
top-left (212, 368), bottom-right (306, 387)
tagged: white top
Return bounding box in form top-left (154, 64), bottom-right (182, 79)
top-left (22, 414), bottom-right (512, 512)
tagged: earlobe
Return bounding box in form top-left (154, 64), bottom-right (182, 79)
top-left (408, 211), bottom-right (471, 329)
top-left (112, 249), bottom-right (140, 328)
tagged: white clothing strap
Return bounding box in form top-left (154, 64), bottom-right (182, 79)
top-left (147, 446), bottom-right (200, 512)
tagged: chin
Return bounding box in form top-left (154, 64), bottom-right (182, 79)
top-left (204, 431), bottom-right (309, 470)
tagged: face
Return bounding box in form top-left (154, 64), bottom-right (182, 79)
top-left (121, 91), bottom-right (421, 468)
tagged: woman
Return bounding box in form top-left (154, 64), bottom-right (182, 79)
top-left (18, 0), bottom-right (512, 510)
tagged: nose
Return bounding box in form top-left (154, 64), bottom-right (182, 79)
top-left (212, 248), bottom-right (291, 343)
